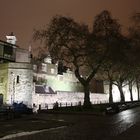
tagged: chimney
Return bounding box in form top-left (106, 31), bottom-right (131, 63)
top-left (6, 32), bottom-right (17, 45)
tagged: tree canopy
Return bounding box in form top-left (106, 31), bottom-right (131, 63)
top-left (33, 10), bottom-right (140, 106)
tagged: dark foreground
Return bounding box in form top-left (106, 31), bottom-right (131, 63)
top-left (1, 106), bottom-right (140, 140)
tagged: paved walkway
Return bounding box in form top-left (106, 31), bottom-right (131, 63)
top-left (1, 108), bottom-right (140, 140)
top-left (109, 121), bottom-right (140, 140)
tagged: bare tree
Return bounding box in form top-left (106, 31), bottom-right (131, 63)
top-left (33, 14), bottom-right (110, 107)
top-left (33, 10), bottom-right (123, 107)
top-left (129, 13), bottom-right (140, 100)
top-left (93, 10), bottom-right (127, 103)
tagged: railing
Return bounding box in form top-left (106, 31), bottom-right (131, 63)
top-left (35, 100), bottom-right (109, 110)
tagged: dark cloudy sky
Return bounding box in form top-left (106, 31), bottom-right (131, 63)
top-left (0, 0), bottom-right (140, 50)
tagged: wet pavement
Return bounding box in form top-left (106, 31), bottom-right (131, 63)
top-left (2, 106), bottom-right (140, 140)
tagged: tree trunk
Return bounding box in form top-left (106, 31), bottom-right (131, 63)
top-left (129, 81), bottom-right (133, 101)
top-left (118, 84), bottom-right (125, 102)
top-left (109, 80), bottom-right (113, 103)
top-left (74, 68), bottom-right (92, 108)
top-left (136, 80), bottom-right (140, 101)
top-left (83, 84), bottom-right (91, 108)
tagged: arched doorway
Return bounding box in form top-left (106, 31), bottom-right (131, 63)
top-left (0, 94), bottom-right (3, 106)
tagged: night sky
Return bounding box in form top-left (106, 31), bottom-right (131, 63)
top-left (0, 0), bottom-right (139, 51)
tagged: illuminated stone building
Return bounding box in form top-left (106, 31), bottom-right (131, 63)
top-left (0, 33), bottom-right (33, 106)
top-left (0, 63), bottom-right (33, 107)
top-left (32, 56), bottom-right (107, 109)
top-left (33, 56), bottom-right (82, 92)
top-left (0, 33), bottom-right (108, 108)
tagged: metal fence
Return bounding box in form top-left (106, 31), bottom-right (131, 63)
top-left (36, 100), bottom-right (109, 110)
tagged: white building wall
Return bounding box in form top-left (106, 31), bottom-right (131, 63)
top-left (6, 63), bottom-right (33, 107)
top-left (33, 92), bottom-right (109, 109)
top-left (104, 83), bottom-right (139, 102)
top-left (0, 64), bottom-right (8, 103)
top-left (16, 48), bottom-right (30, 63)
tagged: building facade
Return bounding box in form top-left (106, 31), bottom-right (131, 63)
top-left (33, 56), bottom-right (83, 92)
top-left (0, 63), bottom-right (33, 107)
top-left (0, 33), bottom-right (107, 108)
top-left (0, 33), bottom-right (33, 106)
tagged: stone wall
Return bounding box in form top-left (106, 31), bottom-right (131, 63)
top-left (0, 63), bottom-right (33, 107)
top-left (104, 83), bottom-right (138, 102)
top-left (32, 92), bottom-right (109, 109)
top-left (0, 63), bottom-right (8, 102)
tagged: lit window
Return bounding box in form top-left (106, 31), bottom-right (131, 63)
top-left (42, 63), bottom-right (47, 72)
top-left (51, 68), bottom-right (55, 74)
top-left (33, 65), bottom-right (37, 71)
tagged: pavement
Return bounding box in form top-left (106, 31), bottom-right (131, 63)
top-left (109, 122), bottom-right (140, 140)
top-left (1, 107), bottom-right (140, 140)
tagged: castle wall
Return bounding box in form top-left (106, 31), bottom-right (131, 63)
top-left (33, 92), bottom-right (109, 109)
top-left (0, 63), bottom-right (33, 107)
top-left (0, 63), bottom-right (8, 103)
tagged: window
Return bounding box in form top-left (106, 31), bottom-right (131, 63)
top-left (42, 63), bottom-right (47, 72)
top-left (0, 94), bottom-right (3, 105)
top-left (17, 76), bottom-right (19, 83)
top-left (51, 68), bottom-right (55, 74)
top-left (33, 65), bottom-right (37, 71)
